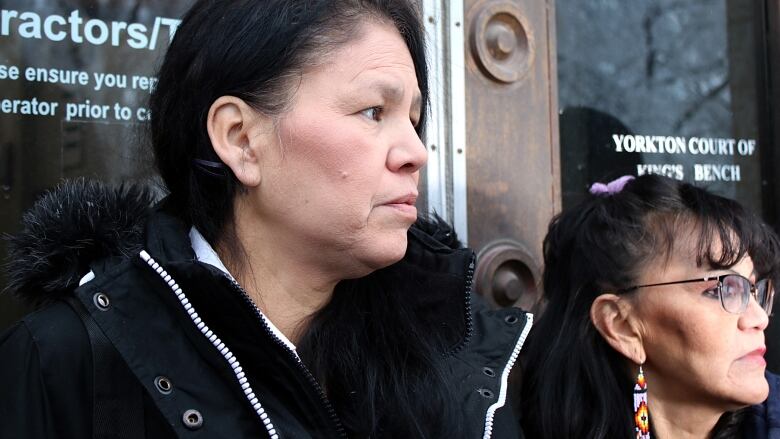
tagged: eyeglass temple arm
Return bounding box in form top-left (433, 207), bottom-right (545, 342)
top-left (616, 277), bottom-right (717, 294)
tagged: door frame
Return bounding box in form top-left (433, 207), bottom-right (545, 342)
top-left (759, 0), bottom-right (780, 229)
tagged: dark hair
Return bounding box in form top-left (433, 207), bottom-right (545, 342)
top-left (298, 265), bottom-right (464, 437)
top-left (149, 0), bottom-right (429, 261)
top-left (520, 174), bottom-right (780, 438)
top-left (149, 1), bottom-right (454, 436)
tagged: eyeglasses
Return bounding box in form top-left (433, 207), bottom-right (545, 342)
top-left (618, 273), bottom-right (774, 315)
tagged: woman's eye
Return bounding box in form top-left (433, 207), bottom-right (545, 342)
top-left (360, 106), bottom-right (383, 122)
top-left (702, 286), bottom-right (720, 299)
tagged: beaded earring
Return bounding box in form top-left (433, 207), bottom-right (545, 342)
top-left (634, 364), bottom-right (650, 439)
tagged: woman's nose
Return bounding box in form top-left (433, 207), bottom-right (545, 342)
top-left (387, 122), bottom-right (428, 173)
top-left (739, 294), bottom-right (770, 331)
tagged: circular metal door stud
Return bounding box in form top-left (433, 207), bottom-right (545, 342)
top-left (474, 240), bottom-right (540, 309)
top-left (469, 1), bottom-right (534, 84)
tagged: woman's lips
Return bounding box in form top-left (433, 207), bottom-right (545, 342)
top-left (381, 194), bottom-right (418, 219)
top-left (739, 347), bottom-right (767, 366)
top-left (383, 202), bottom-right (417, 218)
top-left (387, 194), bottom-right (418, 205)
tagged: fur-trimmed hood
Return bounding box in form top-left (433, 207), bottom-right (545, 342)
top-left (4, 178), bottom-right (462, 307)
top-left (4, 179), bottom-right (158, 306)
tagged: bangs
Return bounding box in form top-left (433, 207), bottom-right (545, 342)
top-left (646, 183), bottom-right (780, 281)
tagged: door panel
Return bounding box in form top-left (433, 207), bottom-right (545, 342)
top-left (464, 0), bottom-right (559, 310)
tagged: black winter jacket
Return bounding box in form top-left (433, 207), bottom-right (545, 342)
top-left (0, 180), bottom-right (532, 438)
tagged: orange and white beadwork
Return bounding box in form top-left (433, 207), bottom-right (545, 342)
top-left (634, 365), bottom-right (650, 438)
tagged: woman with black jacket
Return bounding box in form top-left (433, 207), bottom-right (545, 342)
top-left (0, 1), bottom-right (531, 438)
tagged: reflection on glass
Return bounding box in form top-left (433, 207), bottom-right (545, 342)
top-left (0, 0), bottom-right (195, 329)
top-left (557, 0), bottom-right (764, 213)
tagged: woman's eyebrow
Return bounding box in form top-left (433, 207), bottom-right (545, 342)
top-left (354, 79), bottom-right (404, 102)
top-left (350, 79), bottom-right (422, 119)
top-left (698, 267), bottom-right (736, 278)
top-left (359, 79), bottom-right (420, 106)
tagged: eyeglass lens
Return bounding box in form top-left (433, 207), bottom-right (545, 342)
top-left (720, 275), bottom-right (774, 314)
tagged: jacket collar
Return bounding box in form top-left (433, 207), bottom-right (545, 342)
top-left (143, 206), bottom-right (474, 353)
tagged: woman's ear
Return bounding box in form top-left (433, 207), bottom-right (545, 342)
top-left (590, 294), bottom-right (646, 364)
top-left (207, 96), bottom-right (274, 188)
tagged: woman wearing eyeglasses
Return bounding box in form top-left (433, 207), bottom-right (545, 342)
top-left (520, 174), bottom-right (780, 438)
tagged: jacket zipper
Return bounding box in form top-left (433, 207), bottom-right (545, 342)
top-left (481, 312), bottom-right (534, 439)
top-left (447, 253), bottom-right (476, 356)
top-left (143, 247), bottom-right (478, 438)
top-left (140, 251), bottom-right (282, 438)
top-left (227, 278), bottom-right (348, 438)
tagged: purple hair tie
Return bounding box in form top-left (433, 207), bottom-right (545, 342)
top-left (589, 175), bottom-right (635, 196)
